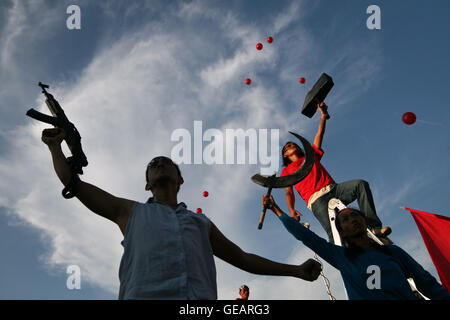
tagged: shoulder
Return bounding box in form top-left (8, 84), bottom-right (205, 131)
top-left (116, 200), bottom-right (139, 236)
top-left (385, 244), bottom-right (406, 255)
top-left (312, 144), bottom-right (324, 157)
top-left (191, 210), bottom-right (212, 223)
top-left (182, 208), bottom-right (213, 232)
top-left (382, 244), bottom-right (415, 263)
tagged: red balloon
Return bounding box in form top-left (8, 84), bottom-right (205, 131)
top-left (267, 36), bottom-right (273, 43)
top-left (402, 112), bottom-right (416, 125)
top-left (203, 191), bottom-right (209, 197)
top-left (256, 43), bottom-right (263, 50)
top-left (245, 78), bottom-right (251, 85)
top-left (299, 77), bottom-right (306, 84)
top-left (196, 208), bottom-right (203, 214)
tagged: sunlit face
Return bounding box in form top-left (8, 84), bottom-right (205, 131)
top-left (283, 142), bottom-right (302, 158)
top-left (337, 209), bottom-right (367, 238)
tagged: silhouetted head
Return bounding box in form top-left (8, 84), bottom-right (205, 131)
top-left (239, 285), bottom-right (249, 300)
top-left (145, 156), bottom-right (184, 193)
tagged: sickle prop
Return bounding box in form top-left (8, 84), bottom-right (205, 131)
top-left (251, 131), bottom-right (315, 188)
top-left (252, 132), bottom-right (315, 230)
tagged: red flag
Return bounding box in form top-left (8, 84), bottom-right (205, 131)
top-left (403, 207), bottom-right (450, 291)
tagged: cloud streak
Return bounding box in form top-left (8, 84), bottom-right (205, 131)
top-left (0, 0), bottom-right (393, 299)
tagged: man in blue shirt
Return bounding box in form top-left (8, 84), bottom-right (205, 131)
top-left (263, 194), bottom-right (450, 300)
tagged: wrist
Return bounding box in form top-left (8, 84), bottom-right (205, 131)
top-left (272, 204), bottom-right (283, 217)
top-left (48, 144), bottom-right (62, 153)
top-left (290, 265), bottom-right (303, 278)
top-left (296, 266), bottom-right (305, 279)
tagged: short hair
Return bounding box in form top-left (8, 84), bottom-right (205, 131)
top-left (282, 141), bottom-right (304, 167)
top-left (239, 285), bottom-right (249, 293)
top-left (145, 156), bottom-right (183, 183)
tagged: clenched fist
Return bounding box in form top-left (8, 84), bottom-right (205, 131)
top-left (297, 258), bottom-right (322, 281)
top-left (41, 128), bottom-right (66, 148)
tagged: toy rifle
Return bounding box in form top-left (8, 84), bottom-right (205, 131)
top-left (26, 82), bottom-right (88, 199)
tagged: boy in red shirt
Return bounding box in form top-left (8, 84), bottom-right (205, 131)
top-left (281, 103), bottom-right (391, 241)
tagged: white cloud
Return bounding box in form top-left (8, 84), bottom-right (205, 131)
top-left (0, 0), bottom-right (392, 299)
top-left (272, 1), bottom-right (303, 34)
top-left (0, 0), bottom-right (62, 72)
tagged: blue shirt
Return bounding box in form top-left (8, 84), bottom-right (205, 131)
top-left (118, 197), bottom-right (217, 299)
top-left (279, 214), bottom-right (450, 300)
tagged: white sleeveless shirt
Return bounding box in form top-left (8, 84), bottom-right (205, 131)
top-left (118, 197), bottom-right (217, 299)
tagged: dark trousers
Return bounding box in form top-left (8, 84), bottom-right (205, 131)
top-left (310, 180), bottom-right (382, 242)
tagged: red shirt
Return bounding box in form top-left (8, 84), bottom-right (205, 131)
top-left (281, 145), bottom-right (335, 204)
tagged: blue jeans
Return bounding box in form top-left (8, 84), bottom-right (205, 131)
top-left (310, 180), bottom-right (382, 242)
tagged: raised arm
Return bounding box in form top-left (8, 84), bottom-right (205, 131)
top-left (263, 194), bottom-right (342, 269)
top-left (313, 102), bottom-right (328, 150)
top-left (42, 128), bottom-right (134, 235)
top-left (209, 222), bottom-right (321, 281)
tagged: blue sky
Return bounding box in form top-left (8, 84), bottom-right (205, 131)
top-left (0, 0), bottom-right (449, 300)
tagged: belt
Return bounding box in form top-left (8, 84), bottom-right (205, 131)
top-left (307, 184), bottom-right (335, 210)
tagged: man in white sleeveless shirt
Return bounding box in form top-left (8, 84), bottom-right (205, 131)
top-left (42, 127), bottom-right (322, 299)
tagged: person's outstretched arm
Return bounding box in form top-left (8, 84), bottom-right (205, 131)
top-left (209, 222), bottom-right (321, 281)
top-left (42, 128), bottom-right (135, 235)
top-left (264, 194), bottom-right (342, 269)
top-left (313, 102), bottom-right (328, 150)
top-left (390, 245), bottom-right (450, 300)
